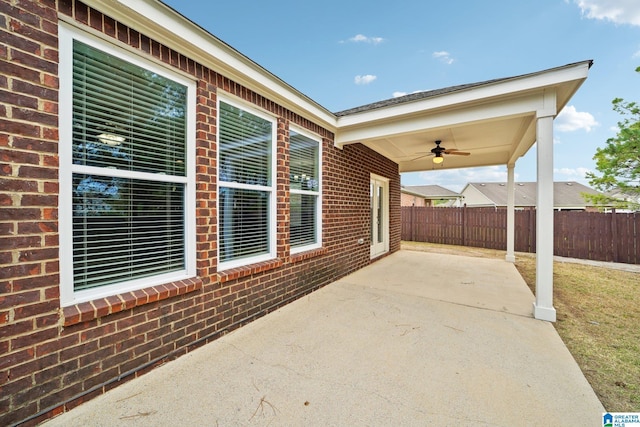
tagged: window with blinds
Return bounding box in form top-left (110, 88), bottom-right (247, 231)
top-left (70, 39), bottom-right (189, 292)
top-left (289, 129), bottom-right (321, 251)
top-left (218, 100), bottom-right (275, 267)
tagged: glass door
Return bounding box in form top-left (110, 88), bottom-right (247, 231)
top-left (370, 175), bottom-right (389, 258)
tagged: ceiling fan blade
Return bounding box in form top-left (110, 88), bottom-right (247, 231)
top-left (409, 153), bottom-right (434, 161)
top-left (445, 150), bottom-right (470, 156)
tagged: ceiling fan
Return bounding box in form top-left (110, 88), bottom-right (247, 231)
top-left (414, 140), bottom-right (471, 164)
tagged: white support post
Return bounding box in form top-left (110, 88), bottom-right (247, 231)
top-left (534, 103), bottom-right (557, 322)
top-left (506, 163), bottom-right (516, 263)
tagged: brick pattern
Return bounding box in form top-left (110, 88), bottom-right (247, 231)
top-left (0, 1), bottom-right (400, 425)
top-left (401, 192), bottom-right (428, 207)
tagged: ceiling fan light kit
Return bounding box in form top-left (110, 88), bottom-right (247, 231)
top-left (410, 140), bottom-right (471, 165)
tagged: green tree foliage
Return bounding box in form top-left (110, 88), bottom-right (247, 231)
top-left (584, 66), bottom-right (640, 210)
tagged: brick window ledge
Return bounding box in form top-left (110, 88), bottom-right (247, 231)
top-left (217, 258), bottom-right (284, 283)
top-left (215, 248), bottom-right (327, 284)
top-left (62, 277), bottom-right (203, 326)
top-left (290, 247), bottom-right (328, 263)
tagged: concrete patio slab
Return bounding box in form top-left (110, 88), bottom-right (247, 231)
top-left (43, 250), bottom-right (604, 426)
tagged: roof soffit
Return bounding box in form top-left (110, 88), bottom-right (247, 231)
top-left (335, 91), bottom-right (546, 146)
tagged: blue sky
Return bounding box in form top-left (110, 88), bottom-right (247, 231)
top-left (163, 0), bottom-right (640, 192)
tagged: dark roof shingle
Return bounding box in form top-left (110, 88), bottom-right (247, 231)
top-left (334, 60), bottom-right (593, 117)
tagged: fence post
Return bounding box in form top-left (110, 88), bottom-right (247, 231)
top-left (530, 209), bottom-right (536, 253)
top-left (411, 206), bottom-right (416, 242)
top-left (462, 205), bottom-right (466, 246)
top-left (611, 209), bottom-right (618, 262)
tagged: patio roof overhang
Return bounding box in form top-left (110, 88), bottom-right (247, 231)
top-left (334, 61), bottom-right (592, 173)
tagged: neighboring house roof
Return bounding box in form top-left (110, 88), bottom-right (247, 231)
top-left (606, 188), bottom-right (640, 203)
top-left (402, 185), bottom-right (461, 199)
top-left (461, 181), bottom-right (601, 208)
top-left (605, 188), bottom-right (640, 211)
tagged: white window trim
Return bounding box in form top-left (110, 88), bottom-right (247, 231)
top-left (58, 22), bottom-right (196, 307)
top-left (289, 125), bottom-right (322, 254)
top-left (217, 95), bottom-right (278, 271)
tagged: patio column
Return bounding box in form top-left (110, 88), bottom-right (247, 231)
top-left (505, 163), bottom-right (516, 263)
top-left (534, 94), bottom-right (557, 322)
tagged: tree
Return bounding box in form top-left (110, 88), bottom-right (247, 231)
top-left (584, 66), bottom-right (640, 211)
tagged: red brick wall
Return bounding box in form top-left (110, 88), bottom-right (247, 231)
top-left (401, 192), bottom-right (427, 207)
top-left (0, 1), bottom-right (400, 425)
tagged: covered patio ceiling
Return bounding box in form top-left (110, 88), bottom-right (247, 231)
top-left (334, 61), bottom-right (592, 173)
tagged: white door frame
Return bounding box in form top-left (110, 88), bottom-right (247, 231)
top-left (370, 174), bottom-right (389, 259)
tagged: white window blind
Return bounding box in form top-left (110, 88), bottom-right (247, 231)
top-left (289, 129), bottom-right (320, 250)
top-left (71, 40), bottom-right (188, 291)
top-left (218, 101), bottom-right (275, 265)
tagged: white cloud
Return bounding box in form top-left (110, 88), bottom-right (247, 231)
top-left (572, 0), bottom-right (640, 26)
top-left (342, 34), bottom-right (385, 45)
top-left (554, 167), bottom-right (593, 182)
top-left (411, 166), bottom-right (513, 192)
top-left (555, 105), bottom-right (599, 132)
top-left (354, 74), bottom-right (377, 85)
top-left (633, 48), bottom-right (640, 58)
top-left (392, 90), bottom-right (426, 98)
top-left (406, 165), bottom-right (594, 192)
top-left (432, 51), bottom-right (454, 65)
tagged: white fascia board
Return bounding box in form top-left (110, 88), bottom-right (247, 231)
top-left (85, 0), bottom-right (337, 131)
top-left (335, 61), bottom-right (590, 130)
top-left (400, 158), bottom-right (507, 173)
top-left (508, 115), bottom-right (537, 165)
top-left (336, 93), bottom-right (543, 146)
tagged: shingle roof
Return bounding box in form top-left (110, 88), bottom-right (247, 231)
top-left (402, 185), bottom-right (460, 199)
top-left (334, 60), bottom-right (593, 117)
top-left (464, 181), bottom-right (600, 208)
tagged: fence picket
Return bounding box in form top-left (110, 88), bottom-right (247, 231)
top-left (401, 207), bottom-right (639, 265)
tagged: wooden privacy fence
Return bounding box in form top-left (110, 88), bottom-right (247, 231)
top-left (402, 206), bottom-right (640, 265)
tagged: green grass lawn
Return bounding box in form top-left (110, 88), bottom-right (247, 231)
top-left (515, 255), bottom-right (640, 412)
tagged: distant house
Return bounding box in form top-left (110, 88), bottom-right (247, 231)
top-left (401, 185), bottom-right (462, 207)
top-left (460, 181), bottom-right (602, 211)
top-left (605, 188), bottom-right (640, 212)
